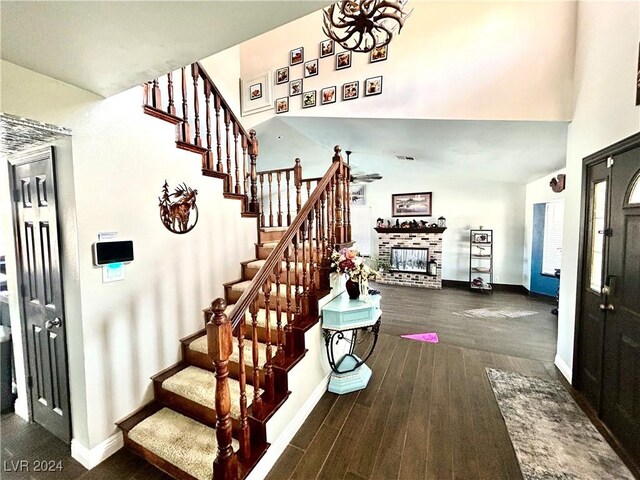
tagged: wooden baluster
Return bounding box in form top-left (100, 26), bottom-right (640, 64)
top-left (225, 110), bottom-right (232, 181)
top-left (275, 262), bottom-right (284, 359)
top-left (294, 158), bottom-right (302, 214)
top-left (233, 123), bottom-right (240, 194)
top-left (248, 130), bottom-right (259, 213)
top-left (152, 78), bottom-right (161, 109)
top-left (204, 82), bottom-right (213, 170)
top-left (166, 72), bottom-right (176, 115)
top-left (191, 64), bottom-right (201, 147)
top-left (306, 180), bottom-right (311, 207)
top-left (315, 201), bottom-right (321, 290)
top-left (286, 170), bottom-right (292, 226)
top-left (277, 172), bottom-right (283, 227)
top-left (207, 299), bottom-right (238, 480)
top-left (262, 281), bottom-right (275, 403)
top-left (345, 168), bottom-right (351, 243)
top-left (242, 135), bottom-right (248, 197)
top-left (143, 81), bottom-right (150, 106)
top-left (250, 299), bottom-right (263, 417)
top-left (308, 210), bottom-right (315, 293)
top-left (319, 190), bottom-right (330, 292)
top-left (328, 177), bottom-right (335, 250)
top-left (179, 67), bottom-right (191, 143)
top-left (333, 146), bottom-right (344, 245)
top-left (293, 233), bottom-right (301, 317)
top-left (320, 191), bottom-right (327, 258)
top-left (284, 246), bottom-right (295, 356)
top-left (237, 314), bottom-right (251, 460)
top-left (268, 173), bottom-right (274, 227)
top-left (259, 174), bottom-right (265, 227)
top-left (300, 223), bottom-right (308, 318)
top-left (215, 95), bottom-right (223, 172)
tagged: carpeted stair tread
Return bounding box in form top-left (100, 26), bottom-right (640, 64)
top-left (260, 226), bottom-right (289, 232)
top-left (223, 304), bottom-right (281, 330)
top-left (190, 334), bottom-right (268, 367)
top-left (230, 280), bottom-right (296, 296)
top-left (246, 259), bottom-right (306, 271)
top-left (162, 366), bottom-right (258, 418)
top-left (128, 407), bottom-right (239, 480)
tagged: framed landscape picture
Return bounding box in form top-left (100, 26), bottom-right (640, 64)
top-left (391, 192), bottom-right (432, 217)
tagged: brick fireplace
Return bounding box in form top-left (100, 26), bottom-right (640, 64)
top-left (375, 227), bottom-right (446, 289)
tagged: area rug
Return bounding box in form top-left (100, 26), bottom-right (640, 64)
top-left (486, 368), bottom-right (634, 480)
top-left (400, 332), bottom-right (439, 343)
top-left (453, 307), bottom-right (538, 319)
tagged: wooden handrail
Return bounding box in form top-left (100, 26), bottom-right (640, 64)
top-left (227, 147), bottom-right (344, 330)
top-left (256, 166), bottom-right (295, 175)
top-left (196, 62), bottom-right (251, 142)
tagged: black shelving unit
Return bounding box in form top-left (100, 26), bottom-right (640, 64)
top-left (469, 229), bottom-right (493, 292)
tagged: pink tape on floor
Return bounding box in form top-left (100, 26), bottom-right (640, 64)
top-left (400, 332), bottom-right (439, 343)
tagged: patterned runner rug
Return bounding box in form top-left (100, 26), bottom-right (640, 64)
top-left (486, 368), bottom-right (635, 480)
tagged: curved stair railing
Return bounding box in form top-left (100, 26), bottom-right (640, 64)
top-left (209, 146), bottom-right (352, 478)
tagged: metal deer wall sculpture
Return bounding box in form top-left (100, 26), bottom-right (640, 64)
top-left (158, 181), bottom-right (199, 234)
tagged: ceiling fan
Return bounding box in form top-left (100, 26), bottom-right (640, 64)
top-left (345, 150), bottom-right (383, 184)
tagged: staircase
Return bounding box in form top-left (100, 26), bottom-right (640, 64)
top-left (116, 63), bottom-right (353, 479)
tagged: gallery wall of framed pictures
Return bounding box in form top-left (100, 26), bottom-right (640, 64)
top-left (265, 38), bottom-right (389, 115)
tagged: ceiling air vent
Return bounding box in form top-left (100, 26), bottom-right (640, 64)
top-left (395, 155), bottom-right (416, 161)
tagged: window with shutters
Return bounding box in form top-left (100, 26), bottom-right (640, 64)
top-left (542, 200), bottom-right (564, 275)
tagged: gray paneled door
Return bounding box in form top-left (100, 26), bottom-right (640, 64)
top-left (11, 147), bottom-right (71, 443)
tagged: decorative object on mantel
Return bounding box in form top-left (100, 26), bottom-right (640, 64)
top-left (331, 248), bottom-right (380, 299)
top-left (391, 191), bottom-right (432, 216)
top-left (549, 173), bottom-right (566, 192)
top-left (158, 181), bottom-right (199, 234)
top-left (322, 0), bottom-right (412, 53)
top-left (437, 216), bottom-right (447, 228)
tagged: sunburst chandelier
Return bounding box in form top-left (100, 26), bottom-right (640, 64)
top-left (322, 0), bottom-right (412, 53)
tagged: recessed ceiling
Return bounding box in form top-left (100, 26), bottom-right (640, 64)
top-left (254, 117), bottom-right (569, 184)
top-left (0, 1), bottom-right (330, 96)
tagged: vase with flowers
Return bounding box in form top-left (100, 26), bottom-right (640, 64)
top-left (331, 248), bottom-right (380, 300)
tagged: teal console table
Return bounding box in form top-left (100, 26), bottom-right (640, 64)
top-left (322, 292), bottom-right (382, 394)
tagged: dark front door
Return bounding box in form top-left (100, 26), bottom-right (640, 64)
top-left (577, 159), bottom-right (610, 410)
top-left (601, 145), bottom-right (640, 462)
top-left (11, 147), bottom-right (71, 443)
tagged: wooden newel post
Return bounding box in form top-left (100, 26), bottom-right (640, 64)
top-left (294, 158), bottom-right (302, 214)
top-left (333, 146), bottom-right (345, 246)
top-left (248, 129), bottom-right (259, 213)
top-left (207, 298), bottom-right (238, 480)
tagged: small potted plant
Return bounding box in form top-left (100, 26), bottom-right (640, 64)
top-left (331, 248), bottom-right (380, 300)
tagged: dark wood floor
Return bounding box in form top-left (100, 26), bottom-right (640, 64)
top-left (374, 283), bottom-right (558, 362)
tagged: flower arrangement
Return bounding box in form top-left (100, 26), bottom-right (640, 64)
top-left (331, 248), bottom-right (380, 298)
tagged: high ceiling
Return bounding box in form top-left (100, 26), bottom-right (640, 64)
top-left (0, 1), bottom-right (330, 96)
top-left (255, 117), bottom-right (569, 184)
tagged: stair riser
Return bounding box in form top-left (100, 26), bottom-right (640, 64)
top-left (258, 229), bottom-right (287, 243)
top-left (122, 434), bottom-right (199, 480)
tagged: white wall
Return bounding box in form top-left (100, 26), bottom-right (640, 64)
top-left (1, 61), bottom-right (256, 455)
top-left (522, 168), bottom-right (566, 290)
top-left (239, 1), bottom-right (576, 126)
top-left (362, 159), bottom-right (526, 284)
top-left (199, 45), bottom-right (242, 118)
top-left (555, 1), bottom-right (640, 382)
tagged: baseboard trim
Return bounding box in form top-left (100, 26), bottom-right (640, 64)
top-left (442, 279), bottom-right (528, 294)
top-left (71, 431), bottom-right (123, 470)
top-left (13, 397), bottom-right (29, 420)
top-left (554, 354), bottom-right (573, 384)
top-left (246, 373), bottom-right (331, 480)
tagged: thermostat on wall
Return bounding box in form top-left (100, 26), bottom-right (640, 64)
top-left (92, 241), bottom-right (134, 266)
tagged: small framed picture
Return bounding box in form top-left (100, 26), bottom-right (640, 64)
top-left (351, 184), bottom-right (365, 205)
top-left (342, 81), bottom-right (359, 101)
top-left (275, 67), bottom-right (289, 85)
top-left (290, 47), bottom-right (304, 66)
top-left (302, 90), bottom-right (317, 109)
top-left (472, 233), bottom-right (491, 243)
top-left (275, 97), bottom-right (289, 114)
top-left (320, 39), bottom-right (334, 58)
top-left (249, 82), bottom-right (262, 100)
top-left (370, 44), bottom-right (388, 63)
top-left (304, 59), bottom-right (319, 78)
top-left (289, 78), bottom-right (303, 96)
top-left (321, 86), bottom-right (337, 105)
top-left (364, 76), bottom-right (383, 96)
top-left (392, 192), bottom-right (432, 217)
top-left (336, 51), bottom-right (352, 70)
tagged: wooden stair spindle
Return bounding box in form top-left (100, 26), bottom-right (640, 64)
top-left (204, 82), bottom-right (214, 169)
top-left (314, 201), bottom-right (322, 290)
top-left (300, 223), bottom-right (308, 318)
top-left (262, 282), bottom-right (275, 403)
top-left (234, 123), bottom-right (241, 194)
top-left (249, 299), bottom-right (263, 417)
top-left (191, 63), bottom-right (202, 147)
top-left (207, 299), bottom-right (238, 480)
top-left (293, 232), bottom-right (301, 317)
top-left (259, 174), bottom-right (265, 227)
top-left (274, 262), bottom-right (284, 359)
top-left (328, 177), bottom-right (336, 250)
top-left (248, 130), bottom-right (259, 213)
top-left (242, 135), bottom-right (248, 198)
top-left (294, 158), bottom-right (302, 214)
top-left (236, 314), bottom-right (251, 460)
top-left (277, 172), bottom-right (283, 227)
top-left (225, 110), bottom-right (232, 184)
top-left (284, 246), bottom-right (295, 356)
top-left (152, 78), bottom-right (161, 109)
top-left (286, 170), bottom-right (292, 226)
top-left (345, 167), bottom-right (351, 243)
top-left (306, 180), bottom-right (312, 208)
top-left (215, 94), bottom-right (223, 173)
top-left (307, 209), bottom-right (315, 293)
top-left (166, 72), bottom-right (176, 115)
top-left (179, 67), bottom-right (191, 143)
top-left (333, 146), bottom-right (345, 245)
top-left (268, 173), bottom-right (274, 227)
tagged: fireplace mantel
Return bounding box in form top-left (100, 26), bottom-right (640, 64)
top-left (374, 227), bottom-right (446, 234)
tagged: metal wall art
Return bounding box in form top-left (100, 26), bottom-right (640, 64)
top-left (159, 181), bottom-right (199, 234)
